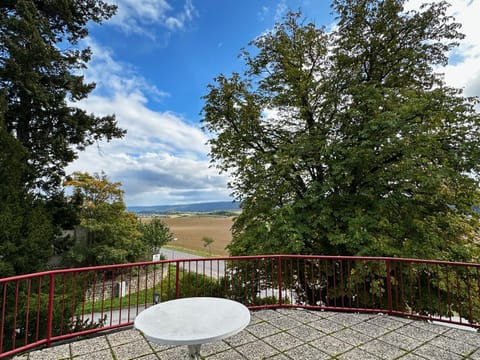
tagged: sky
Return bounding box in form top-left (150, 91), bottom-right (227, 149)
top-left (65, 0), bottom-right (480, 207)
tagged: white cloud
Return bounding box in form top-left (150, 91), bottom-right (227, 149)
top-left (165, 0), bottom-right (197, 31)
top-left (275, 0), bottom-right (288, 21)
top-left (442, 0), bottom-right (480, 97)
top-left (404, 0), bottom-right (480, 98)
top-left (67, 40), bottom-right (229, 206)
top-left (107, 0), bottom-right (198, 36)
top-left (84, 40), bottom-right (169, 101)
top-left (257, 6), bottom-right (269, 21)
top-left (68, 0), bottom-right (480, 206)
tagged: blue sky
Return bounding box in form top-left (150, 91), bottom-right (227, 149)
top-left (66, 0), bottom-right (480, 206)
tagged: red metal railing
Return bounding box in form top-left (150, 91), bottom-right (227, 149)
top-left (1, 255), bottom-right (479, 358)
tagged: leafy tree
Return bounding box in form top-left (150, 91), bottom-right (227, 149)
top-left (201, 3), bottom-right (480, 262)
top-left (139, 217), bottom-right (174, 256)
top-left (202, 236), bottom-right (214, 255)
top-left (63, 172), bottom-right (144, 266)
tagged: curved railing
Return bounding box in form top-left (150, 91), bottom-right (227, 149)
top-left (1, 255), bottom-right (479, 358)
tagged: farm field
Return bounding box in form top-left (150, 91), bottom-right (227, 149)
top-left (161, 216), bottom-right (234, 256)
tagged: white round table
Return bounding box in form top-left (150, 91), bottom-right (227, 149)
top-left (134, 297), bottom-right (251, 359)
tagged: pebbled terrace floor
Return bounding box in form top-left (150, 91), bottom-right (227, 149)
top-left (12, 308), bottom-right (480, 360)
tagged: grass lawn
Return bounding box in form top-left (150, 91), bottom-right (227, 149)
top-left (78, 265), bottom-right (177, 314)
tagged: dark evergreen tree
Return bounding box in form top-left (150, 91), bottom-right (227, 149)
top-left (0, 0), bottom-right (124, 194)
top-left (0, 106), bottom-right (56, 277)
top-left (0, 0), bottom-right (124, 275)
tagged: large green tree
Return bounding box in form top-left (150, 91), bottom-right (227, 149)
top-left (201, 1), bottom-right (480, 261)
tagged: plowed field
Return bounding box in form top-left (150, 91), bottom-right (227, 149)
top-left (162, 217), bottom-right (233, 256)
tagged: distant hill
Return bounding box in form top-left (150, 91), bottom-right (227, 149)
top-left (127, 201), bottom-right (240, 215)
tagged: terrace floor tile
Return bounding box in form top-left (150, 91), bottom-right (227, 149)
top-left (358, 338), bottom-right (407, 359)
top-left (284, 344), bottom-right (330, 360)
top-left (263, 331), bottom-right (304, 352)
top-left (11, 309), bottom-right (480, 360)
top-left (310, 334), bottom-right (354, 356)
top-left (286, 323), bottom-right (325, 342)
top-left (70, 336), bottom-right (110, 357)
top-left (112, 339), bottom-right (153, 360)
top-left (411, 343), bottom-right (463, 360)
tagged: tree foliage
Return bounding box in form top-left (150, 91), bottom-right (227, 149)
top-left (0, 115), bottom-right (56, 277)
top-left (0, 0), bottom-right (124, 194)
top-left (139, 217), bottom-right (174, 256)
top-left (202, 1), bottom-right (480, 261)
top-left (63, 172), bottom-right (144, 266)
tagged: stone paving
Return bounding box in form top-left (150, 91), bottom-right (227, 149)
top-left (12, 309), bottom-right (480, 360)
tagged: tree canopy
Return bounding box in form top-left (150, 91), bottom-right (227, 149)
top-left (201, 0), bottom-right (480, 261)
top-left (139, 218), bottom-right (174, 257)
top-left (63, 172), bottom-right (144, 266)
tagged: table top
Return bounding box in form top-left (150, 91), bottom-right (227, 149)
top-left (134, 297), bottom-right (251, 345)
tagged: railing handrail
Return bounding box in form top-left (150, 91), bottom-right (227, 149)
top-left (2, 254), bottom-right (479, 283)
top-left (1, 254), bottom-right (480, 358)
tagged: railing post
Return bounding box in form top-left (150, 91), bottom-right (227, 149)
top-left (277, 256), bottom-right (283, 306)
top-left (385, 259), bottom-right (393, 315)
top-left (175, 261), bottom-right (180, 299)
top-left (0, 283), bottom-right (6, 354)
top-left (46, 273), bottom-right (55, 347)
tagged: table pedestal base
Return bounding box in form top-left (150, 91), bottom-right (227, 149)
top-left (187, 344), bottom-right (201, 359)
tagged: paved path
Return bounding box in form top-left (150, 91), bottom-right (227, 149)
top-left (159, 247), bottom-right (201, 260)
top-left (160, 247), bottom-right (226, 279)
top-left (13, 308), bottom-right (480, 359)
